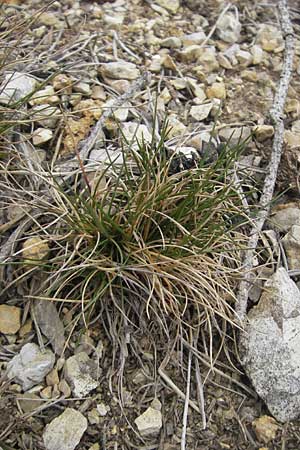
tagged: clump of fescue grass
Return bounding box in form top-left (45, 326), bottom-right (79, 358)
top-left (14, 124), bottom-right (249, 346)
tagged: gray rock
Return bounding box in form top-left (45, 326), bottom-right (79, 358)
top-left (33, 300), bottom-right (65, 355)
top-left (282, 225), bottom-right (300, 270)
top-left (182, 31), bottom-right (206, 47)
top-left (6, 343), bottom-right (55, 391)
top-left (160, 36), bottom-right (182, 49)
top-left (43, 408), bottom-right (87, 450)
top-left (64, 352), bottom-right (98, 398)
top-left (216, 13), bottom-right (241, 44)
top-left (0, 72), bottom-right (38, 105)
top-left (268, 206), bottom-right (300, 233)
top-left (100, 61), bottom-right (139, 80)
top-left (190, 103), bottom-right (212, 121)
top-left (122, 122), bottom-right (152, 148)
top-left (240, 268), bottom-right (300, 422)
top-left (31, 105), bottom-right (60, 129)
top-left (135, 406), bottom-right (162, 436)
top-left (219, 126), bottom-right (251, 145)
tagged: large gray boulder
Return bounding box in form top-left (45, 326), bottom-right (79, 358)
top-left (240, 268), bottom-right (300, 422)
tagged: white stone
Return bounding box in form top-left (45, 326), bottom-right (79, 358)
top-left (73, 81), bottom-right (91, 96)
top-left (251, 45), bottom-right (264, 65)
top-left (100, 61), bottom-right (139, 80)
top-left (122, 122), bottom-right (152, 148)
top-left (154, 0), bottom-right (180, 13)
top-left (256, 24), bottom-right (284, 52)
top-left (31, 105), bottom-right (60, 129)
top-left (6, 343), bottom-right (55, 391)
top-left (135, 407), bottom-right (162, 436)
top-left (282, 225), bottom-right (300, 270)
top-left (0, 72), bottom-right (38, 105)
top-left (43, 408), bottom-right (87, 450)
top-left (190, 103), bottom-right (212, 121)
top-left (29, 86), bottom-right (59, 106)
top-left (0, 305), bottom-right (21, 334)
top-left (64, 352), bottom-right (98, 398)
top-left (240, 268), bottom-right (300, 422)
top-left (104, 99), bottom-right (129, 122)
top-left (236, 49), bottom-right (253, 67)
top-left (160, 36), bottom-right (182, 49)
top-left (103, 13), bottom-right (124, 28)
top-left (182, 31), bottom-right (206, 47)
top-left (268, 206), bottom-right (300, 233)
top-left (32, 128), bottom-right (53, 146)
top-left (166, 114), bottom-right (187, 138)
top-left (216, 13), bottom-right (241, 44)
top-left (219, 126), bottom-right (251, 145)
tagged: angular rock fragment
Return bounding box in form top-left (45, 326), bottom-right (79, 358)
top-left (240, 268), bottom-right (300, 422)
top-left (0, 305), bottom-right (21, 334)
top-left (135, 406), bottom-right (162, 436)
top-left (33, 300), bottom-right (65, 355)
top-left (43, 408), bottom-right (87, 450)
top-left (100, 61), bottom-right (139, 80)
top-left (64, 352), bottom-right (99, 398)
top-left (216, 12), bottom-right (241, 44)
top-left (0, 72), bottom-right (37, 105)
top-left (6, 343), bottom-right (55, 391)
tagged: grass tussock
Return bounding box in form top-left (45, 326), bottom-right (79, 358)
top-left (6, 125), bottom-right (249, 343)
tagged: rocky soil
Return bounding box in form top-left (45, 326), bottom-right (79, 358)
top-left (1, 0), bottom-right (300, 449)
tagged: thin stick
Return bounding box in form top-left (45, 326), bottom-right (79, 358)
top-left (158, 368), bottom-right (200, 414)
top-left (235, 0), bottom-right (295, 321)
top-left (195, 358), bottom-right (207, 430)
top-left (181, 350), bottom-right (192, 450)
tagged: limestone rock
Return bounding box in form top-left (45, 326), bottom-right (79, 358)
top-left (256, 24), bottom-right (284, 52)
top-left (282, 225), bottom-right (300, 270)
top-left (154, 0), bottom-right (180, 13)
top-left (0, 305), bottom-right (21, 334)
top-left (219, 126), bottom-right (251, 145)
top-left (18, 393), bottom-right (43, 413)
top-left (32, 105), bottom-right (60, 129)
top-left (32, 128), bottom-right (53, 146)
top-left (29, 86), bottom-right (59, 106)
top-left (0, 72), bottom-right (38, 105)
top-left (182, 31), bottom-right (206, 47)
top-left (64, 352), bottom-right (98, 398)
top-left (284, 130), bottom-right (300, 147)
top-left (190, 103), bottom-right (212, 121)
top-left (166, 114), bottom-right (187, 138)
top-left (251, 45), bottom-right (264, 64)
top-left (240, 268), bottom-right (300, 422)
top-left (121, 122), bottom-right (152, 148)
top-left (6, 343), bottom-right (55, 391)
top-left (135, 407), bottom-right (162, 436)
top-left (252, 416), bottom-right (279, 443)
top-left (160, 37), bottom-right (182, 49)
top-left (253, 125), bottom-right (274, 142)
top-left (268, 205), bottom-right (300, 233)
top-left (43, 408), bottom-right (87, 450)
top-left (216, 13), bottom-right (241, 44)
top-left (206, 82), bottom-right (226, 100)
top-left (22, 237), bottom-right (49, 264)
top-left (100, 61), bottom-right (139, 80)
top-left (73, 81), bottom-right (91, 96)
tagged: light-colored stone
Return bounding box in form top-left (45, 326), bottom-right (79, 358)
top-left (73, 81), bottom-right (91, 96)
top-left (88, 408), bottom-right (100, 425)
top-left (103, 13), bottom-right (124, 28)
top-left (166, 114), bottom-right (187, 138)
top-left (182, 31), bottom-right (206, 47)
top-left (256, 24), bottom-right (284, 52)
top-left (190, 103), bottom-right (212, 121)
top-left (40, 386), bottom-right (52, 399)
top-left (282, 225), bottom-right (300, 270)
top-left (186, 78), bottom-right (206, 101)
top-left (52, 74), bottom-right (72, 92)
top-left (284, 130), bottom-right (300, 147)
top-left (19, 319), bottom-right (32, 337)
top-left (32, 128), bottom-right (53, 146)
top-left (6, 343), bottom-right (55, 391)
top-left (97, 403), bottom-right (109, 416)
top-left (206, 82), bottom-right (226, 100)
top-left (180, 45), bottom-right (204, 63)
top-left (241, 70), bottom-right (258, 82)
top-left (160, 36), bottom-right (181, 49)
top-left (251, 45), bottom-right (264, 65)
top-left (22, 237), bottom-right (49, 263)
top-left (253, 125), bottom-right (274, 142)
top-left (91, 85), bottom-right (106, 101)
top-left (46, 368), bottom-right (59, 387)
top-left (252, 416), bottom-right (279, 443)
top-left (38, 12), bottom-right (64, 29)
top-left (122, 122), bottom-right (152, 148)
top-left (0, 305), bottom-right (21, 334)
top-left (269, 205), bottom-right (300, 233)
top-left (29, 86), bottom-right (59, 106)
top-left (240, 268), bottom-right (300, 422)
top-left (58, 379), bottom-right (71, 398)
top-left (236, 49), bottom-right (253, 67)
top-left (135, 407), bottom-right (162, 436)
top-left (162, 55), bottom-right (177, 71)
top-left (154, 0), bottom-right (180, 13)
top-left (216, 13), bottom-right (241, 44)
top-left (219, 126), bottom-right (251, 145)
top-left (104, 99), bottom-right (129, 122)
top-left (195, 47), bottom-right (219, 72)
top-left (100, 61), bottom-right (139, 80)
top-left (43, 408), bottom-right (87, 450)
top-left (0, 72), bottom-right (38, 105)
top-left (32, 105), bottom-right (60, 129)
top-left (64, 352), bottom-right (98, 398)
top-left (285, 98), bottom-right (300, 116)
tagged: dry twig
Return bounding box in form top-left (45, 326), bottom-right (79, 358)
top-left (235, 0), bottom-right (295, 320)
